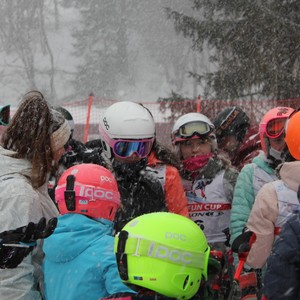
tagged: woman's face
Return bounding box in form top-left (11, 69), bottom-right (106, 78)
top-left (179, 138), bottom-right (212, 160)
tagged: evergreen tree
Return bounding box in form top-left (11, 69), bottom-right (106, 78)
top-left (65, 0), bottom-right (131, 98)
top-left (0, 0), bottom-right (57, 100)
top-left (158, 91), bottom-right (196, 122)
top-left (166, 0), bottom-right (300, 100)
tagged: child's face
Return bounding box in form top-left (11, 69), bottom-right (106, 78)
top-left (269, 135), bottom-right (286, 152)
top-left (218, 135), bottom-right (240, 159)
top-left (179, 138), bottom-right (212, 160)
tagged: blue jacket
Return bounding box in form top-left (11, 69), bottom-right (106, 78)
top-left (43, 214), bottom-right (133, 300)
top-left (230, 152), bottom-right (276, 245)
top-left (263, 212), bottom-right (300, 299)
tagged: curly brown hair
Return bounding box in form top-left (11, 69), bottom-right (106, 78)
top-left (1, 90), bottom-right (64, 188)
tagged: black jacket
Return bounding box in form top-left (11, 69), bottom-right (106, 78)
top-left (263, 211), bottom-right (300, 300)
top-left (113, 159), bottom-right (167, 233)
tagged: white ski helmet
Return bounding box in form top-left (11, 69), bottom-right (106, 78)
top-left (171, 112), bottom-right (215, 143)
top-left (99, 101), bottom-right (156, 159)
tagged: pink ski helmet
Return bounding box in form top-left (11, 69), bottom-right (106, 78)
top-left (55, 163), bottom-right (120, 221)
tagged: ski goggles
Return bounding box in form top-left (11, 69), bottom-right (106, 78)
top-left (264, 118), bottom-right (287, 139)
top-left (115, 230), bottom-right (207, 281)
top-left (99, 125), bottom-right (154, 159)
top-left (179, 121), bottom-right (211, 138)
top-left (111, 138), bottom-right (153, 159)
top-left (0, 105), bottom-right (10, 126)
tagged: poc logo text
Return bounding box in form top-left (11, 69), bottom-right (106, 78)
top-left (79, 186), bottom-right (113, 200)
top-left (165, 232), bottom-right (186, 241)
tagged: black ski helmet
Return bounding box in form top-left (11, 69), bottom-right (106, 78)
top-left (53, 106), bottom-right (75, 135)
top-left (213, 106), bottom-right (250, 143)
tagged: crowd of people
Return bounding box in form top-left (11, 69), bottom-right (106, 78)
top-left (0, 90), bottom-right (299, 300)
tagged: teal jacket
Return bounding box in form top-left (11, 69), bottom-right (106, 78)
top-left (230, 152), bottom-right (277, 245)
top-left (43, 214), bottom-right (134, 300)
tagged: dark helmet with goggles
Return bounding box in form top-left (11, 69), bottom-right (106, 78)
top-left (213, 106), bottom-right (250, 143)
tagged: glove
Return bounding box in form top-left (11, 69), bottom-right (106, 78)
top-left (0, 217), bottom-right (57, 269)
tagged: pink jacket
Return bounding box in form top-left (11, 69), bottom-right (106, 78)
top-left (246, 161), bottom-right (300, 268)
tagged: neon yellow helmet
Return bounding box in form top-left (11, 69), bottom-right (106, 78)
top-left (114, 212), bottom-right (209, 299)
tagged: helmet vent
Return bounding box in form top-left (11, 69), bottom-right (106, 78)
top-left (108, 206), bottom-right (114, 218)
top-left (182, 275), bottom-right (190, 290)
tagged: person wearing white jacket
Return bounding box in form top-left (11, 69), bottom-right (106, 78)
top-left (0, 91), bottom-right (71, 300)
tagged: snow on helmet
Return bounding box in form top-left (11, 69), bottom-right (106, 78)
top-left (114, 212), bottom-right (209, 300)
top-left (53, 106), bottom-right (75, 133)
top-left (285, 110), bottom-right (300, 160)
top-left (259, 107), bottom-right (294, 155)
top-left (99, 101), bottom-right (155, 159)
top-left (55, 163), bottom-right (120, 221)
top-left (214, 106), bottom-right (250, 143)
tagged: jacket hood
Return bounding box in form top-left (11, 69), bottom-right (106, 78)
top-left (279, 161), bottom-right (300, 192)
top-left (0, 146), bottom-right (32, 178)
top-left (252, 151), bottom-right (275, 175)
top-left (43, 214), bottom-right (113, 263)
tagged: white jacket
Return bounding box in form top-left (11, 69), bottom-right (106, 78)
top-left (0, 146), bottom-right (59, 300)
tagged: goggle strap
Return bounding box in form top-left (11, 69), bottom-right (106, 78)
top-left (119, 233), bottom-right (206, 270)
top-left (219, 107), bottom-right (238, 129)
top-left (116, 230), bottom-right (129, 280)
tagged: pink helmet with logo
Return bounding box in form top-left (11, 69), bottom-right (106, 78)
top-left (259, 107), bottom-right (295, 154)
top-left (55, 163), bottom-right (120, 221)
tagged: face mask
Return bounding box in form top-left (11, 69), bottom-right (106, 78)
top-left (269, 147), bottom-right (283, 162)
top-left (182, 153), bottom-right (213, 171)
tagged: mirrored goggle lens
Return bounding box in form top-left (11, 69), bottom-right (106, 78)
top-left (0, 105), bottom-right (10, 126)
top-left (266, 118), bottom-right (286, 138)
top-left (179, 121), bottom-right (211, 137)
top-left (113, 140), bottom-right (153, 158)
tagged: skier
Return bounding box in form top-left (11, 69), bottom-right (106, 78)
top-left (0, 90), bottom-right (71, 299)
top-left (99, 101), bottom-right (189, 233)
top-left (213, 106), bottom-right (256, 170)
top-left (106, 212), bottom-right (210, 300)
top-left (171, 112), bottom-right (238, 245)
top-left (230, 106), bottom-right (294, 247)
top-left (43, 163), bottom-right (135, 300)
top-left (171, 112), bottom-right (238, 298)
top-left (245, 109), bottom-right (300, 269)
